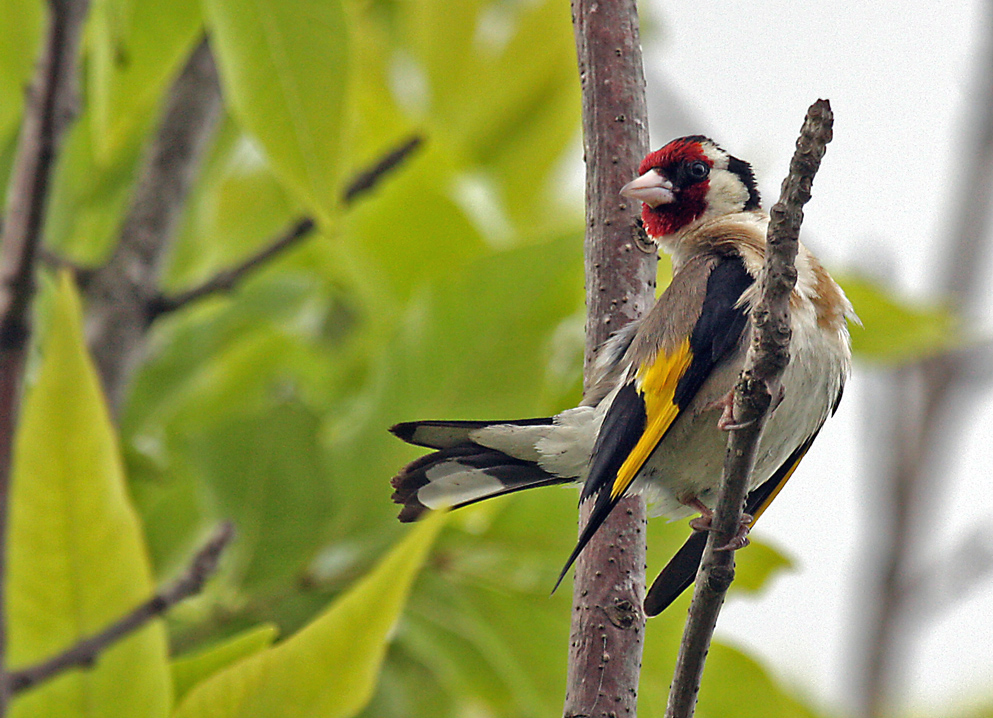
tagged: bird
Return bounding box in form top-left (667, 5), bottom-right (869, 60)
top-left (389, 135), bottom-right (854, 616)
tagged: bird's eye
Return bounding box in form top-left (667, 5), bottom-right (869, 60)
top-left (686, 160), bottom-right (709, 181)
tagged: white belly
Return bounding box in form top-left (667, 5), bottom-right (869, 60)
top-left (633, 303), bottom-right (847, 518)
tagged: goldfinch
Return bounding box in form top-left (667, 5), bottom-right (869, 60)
top-left (390, 136), bottom-right (854, 616)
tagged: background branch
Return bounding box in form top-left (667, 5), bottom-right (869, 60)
top-left (150, 132), bottom-right (423, 318)
top-left (148, 217), bottom-right (316, 317)
top-left (83, 37), bottom-right (223, 416)
top-left (564, 1), bottom-right (653, 715)
top-left (664, 100), bottom-right (834, 718)
top-left (855, 6), bottom-right (993, 712)
top-left (6, 522), bottom-right (234, 696)
top-left (0, 0), bottom-right (91, 712)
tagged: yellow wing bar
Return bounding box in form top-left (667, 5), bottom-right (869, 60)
top-left (610, 338), bottom-right (693, 500)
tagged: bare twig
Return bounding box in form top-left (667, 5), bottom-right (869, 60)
top-left (150, 133), bottom-right (424, 318)
top-left (342, 135), bottom-right (422, 204)
top-left (0, 0), bottom-right (91, 712)
top-left (6, 522), bottom-right (234, 696)
top-left (148, 217), bottom-right (316, 317)
top-left (38, 246), bottom-right (94, 287)
top-left (564, 1), bottom-right (653, 715)
top-left (84, 37), bottom-right (223, 415)
top-left (664, 100), bottom-right (833, 718)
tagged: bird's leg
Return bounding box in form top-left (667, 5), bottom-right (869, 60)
top-left (686, 498), bottom-right (714, 532)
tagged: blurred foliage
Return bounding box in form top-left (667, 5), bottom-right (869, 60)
top-left (0, 0), bottom-right (975, 716)
top-left (838, 274), bottom-right (960, 363)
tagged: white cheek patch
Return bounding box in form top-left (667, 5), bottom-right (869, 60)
top-left (704, 171), bottom-right (750, 217)
top-left (418, 464), bottom-right (507, 509)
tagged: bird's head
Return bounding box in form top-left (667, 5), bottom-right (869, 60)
top-left (621, 136), bottom-right (761, 242)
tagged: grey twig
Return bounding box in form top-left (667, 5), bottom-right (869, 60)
top-left (342, 135), bottom-right (422, 204)
top-left (0, 0), bottom-right (91, 712)
top-left (664, 99), bottom-right (833, 718)
top-left (564, 1), bottom-right (653, 715)
top-left (148, 217), bottom-right (316, 317)
top-left (150, 133), bottom-right (424, 318)
top-left (84, 37), bottom-right (223, 415)
top-left (6, 522), bottom-right (234, 696)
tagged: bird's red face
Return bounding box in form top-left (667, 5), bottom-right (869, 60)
top-left (621, 136), bottom-right (760, 241)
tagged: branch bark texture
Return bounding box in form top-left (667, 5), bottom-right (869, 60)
top-left (565, 1), bottom-right (653, 716)
top-left (0, 0), bottom-right (91, 712)
top-left (84, 37), bottom-right (223, 416)
top-left (6, 522), bottom-right (233, 696)
top-left (664, 100), bottom-right (834, 718)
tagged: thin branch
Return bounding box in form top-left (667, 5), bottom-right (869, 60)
top-left (37, 246), bottom-right (95, 287)
top-left (150, 133), bottom-right (424, 318)
top-left (0, 0), bottom-right (91, 712)
top-left (84, 37), bottom-right (223, 416)
top-left (6, 522), bottom-right (233, 696)
top-left (148, 217), bottom-right (316, 317)
top-left (564, 0), bottom-right (653, 715)
top-left (343, 135), bottom-right (422, 204)
top-left (664, 100), bottom-right (834, 718)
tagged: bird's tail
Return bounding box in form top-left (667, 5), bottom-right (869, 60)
top-left (390, 419), bottom-right (575, 522)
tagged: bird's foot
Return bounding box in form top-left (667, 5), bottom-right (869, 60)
top-left (685, 498), bottom-right (753, 551)
top-left (707, 391), bottom-right (754, 431)
top-left (714, 513), bottom-right (754, 552)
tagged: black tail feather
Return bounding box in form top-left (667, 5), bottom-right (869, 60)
top-left (390, 418), bottom-right (554, 450)
top-left (644, 530), bottom-right (708, 616)
top-left (391, 443), bottom-right (570, 523)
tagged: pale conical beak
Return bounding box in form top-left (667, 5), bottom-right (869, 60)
top-left (620, 169), bottom-right (675, 208)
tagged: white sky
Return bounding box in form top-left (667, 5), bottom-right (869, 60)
top-left (641, 0), bottom-right (993, 714)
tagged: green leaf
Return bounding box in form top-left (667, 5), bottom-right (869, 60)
top-left (183, 401), bottom-right (335, 592)
top-left (639, 627), bottom-right (823, 718)
top-left (88, 0), bottom-right (203, 160)
top-left (44, 103), bottom-right (145, 262)
top-left (839, 274), bottom-right (960, 363)
top-left (8, 274), bottom-right (171, 718)
top-left (0, 0), bottom-right (43, 142)
top-left (166, 115), bottom-right (300, 292)
top-left (697, 643), bottom-right (821, 718)
top-left (172, 511), bottom-right (446, 718)
top-left (172, 624), bottom-right (279, 703)
top-left (204, 0), bottom-right (350, 226)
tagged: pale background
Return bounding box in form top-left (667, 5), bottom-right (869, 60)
top-left (637, 0), bottom-right (993, 713)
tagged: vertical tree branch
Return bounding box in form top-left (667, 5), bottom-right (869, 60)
top-left (664, 100), bottom-right (833, 718)
top-left (565, 1), bottom-right (653, 716)
top-left (0, 0), bottom-right (91, 713)
top-left (84, 37), bottom-right (223, 416)
top-left (856, 5), bottom-right (993, 714)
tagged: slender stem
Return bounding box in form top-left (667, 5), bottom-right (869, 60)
top-left (342, 135), bottom-right (422, 204)
top-left (6, 523), bottom-right (234, 696)
top-left (150, 133), bottom-right (423, 317)
top-left (565, 0), bottom-right (653, 715)
top-left (664, 100), bottom-right (833, 718)
top-left (149, 217), bottom-right (316, 316)
top-left (0, 0), bottom-right (91, 712)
